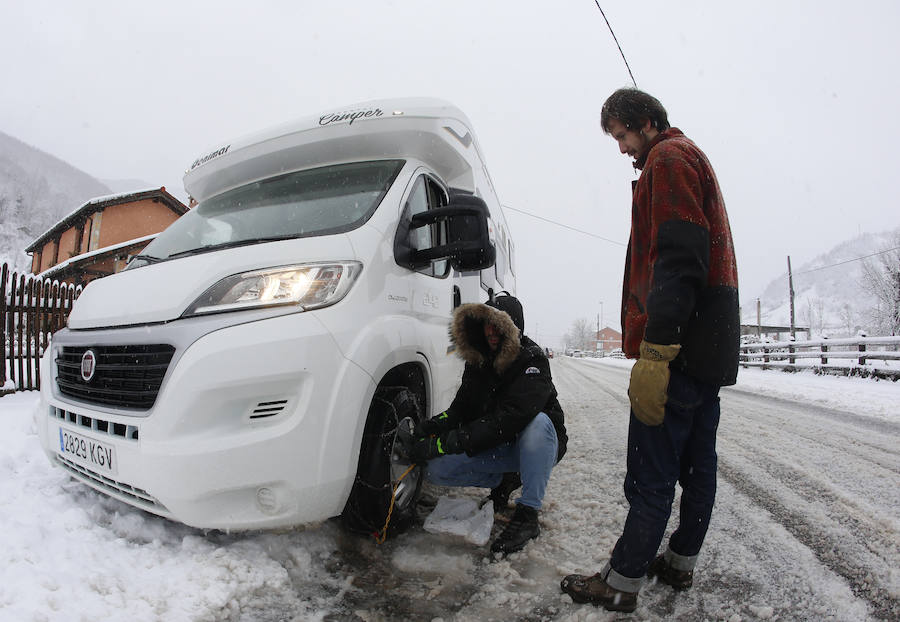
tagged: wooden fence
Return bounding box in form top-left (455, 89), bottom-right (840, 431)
top-left (740, 335), bottom-right (900, 380)
top-left (1, 262), bottom-right (81, 393)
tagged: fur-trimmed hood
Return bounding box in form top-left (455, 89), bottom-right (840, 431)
top-left (451, 303), bottom-right (521, 374)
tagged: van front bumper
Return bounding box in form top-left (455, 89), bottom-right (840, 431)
top-left (37, 312), bottom-right (373, 530)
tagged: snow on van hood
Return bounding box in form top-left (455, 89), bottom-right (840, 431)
top-left (67, 236), bottom-right (356, 329)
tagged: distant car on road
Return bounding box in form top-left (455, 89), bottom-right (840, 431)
top-left (608, 348), bottom-right (626, 359)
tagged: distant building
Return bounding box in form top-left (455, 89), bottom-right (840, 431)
top-left (26, 187), bottom-right (188, 286)
top-left (594, 326), bottom-right (622, 353)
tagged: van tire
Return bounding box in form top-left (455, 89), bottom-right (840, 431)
top-left (341, 386), bottom-right (424, 538)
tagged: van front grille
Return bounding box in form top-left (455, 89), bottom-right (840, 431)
top-left (56, 345), bottom-right (175, 410)
top-left (50, 406), bottom-right (140, 441)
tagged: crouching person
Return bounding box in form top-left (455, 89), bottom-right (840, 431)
top-left (406, 294), bottom-right (568, 555)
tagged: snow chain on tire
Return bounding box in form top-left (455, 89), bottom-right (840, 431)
top-left (341, 386), bottom-right (423, 539)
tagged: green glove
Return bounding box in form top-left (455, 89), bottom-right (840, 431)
top-left (415, 411), bottom-right (452, 437)
top-left (408, 429), bottom-right (467, 463)
top-left (628, 340), bottom-right (681, 426)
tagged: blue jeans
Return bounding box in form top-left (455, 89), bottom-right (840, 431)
top-left (424, 412), bottom-right (558, 509)
top-left (603, 368), bottom-right (722, 593)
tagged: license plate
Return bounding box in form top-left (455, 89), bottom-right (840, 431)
top-left (57, 428), bottom-right (117, 476)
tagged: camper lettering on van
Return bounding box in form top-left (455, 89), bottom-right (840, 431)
top-left (36, 98), bottom-right (515, 542)
top-left (319, 107), bottom-right (384, 126)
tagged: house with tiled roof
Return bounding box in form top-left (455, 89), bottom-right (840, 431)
top-left (26, 187), bottom-right (188, 286)
top-left (594, 326), bottom-right (623, 353)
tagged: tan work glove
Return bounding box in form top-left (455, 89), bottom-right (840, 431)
top-left (628, 340), bottom-right (682, 426)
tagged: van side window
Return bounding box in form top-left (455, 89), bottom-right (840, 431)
top-left (406, 175), bottom-right (449, 278)
top-left (494, 226), bottom-right (507, 287)
top-left (481, 225), bottom-right (509, 291)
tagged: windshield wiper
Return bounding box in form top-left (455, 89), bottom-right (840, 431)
top-left (166, 236), bottom-right (296, 260)
top-left (130, 254), bottom-right (164, 265)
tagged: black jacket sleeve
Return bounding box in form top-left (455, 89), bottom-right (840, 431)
top-left (443, 364), bottom-right (482, 426)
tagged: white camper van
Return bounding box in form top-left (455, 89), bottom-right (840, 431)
top-left (36, 98), bottom-right (516, 537)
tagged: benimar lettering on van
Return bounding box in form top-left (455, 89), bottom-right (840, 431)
top-left (190, 144), bottom-right (231, 170)
top-left (35, 98), bottom-right (516, 538)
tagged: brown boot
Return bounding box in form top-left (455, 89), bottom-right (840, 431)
top-left (647, 555), bottom-right (693, 590)
top-left (560, 573), bottom-right (637, 613)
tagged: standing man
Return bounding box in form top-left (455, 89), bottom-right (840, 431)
top-left (560, 88), bottom-right (739, 612)
top-left (406, 293), bottom-right (568, 555)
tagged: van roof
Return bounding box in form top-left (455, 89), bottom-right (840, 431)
top-left (183, 97), bottom-right (492, 203)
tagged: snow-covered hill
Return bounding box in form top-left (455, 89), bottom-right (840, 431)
top-left (743, 227), bottom-right (900, 337)
top-left (0, 130), bottom-right (111, 272)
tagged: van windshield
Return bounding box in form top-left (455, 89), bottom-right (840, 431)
top-left (129, 159), bottom-right (404, 267)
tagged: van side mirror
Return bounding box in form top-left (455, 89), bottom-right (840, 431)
top-left (395, 191), bottom-right (496, 271)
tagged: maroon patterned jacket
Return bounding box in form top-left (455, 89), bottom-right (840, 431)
top-left (621, 128), bottom-right (740, 386)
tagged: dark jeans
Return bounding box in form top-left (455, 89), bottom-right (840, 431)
top-left (605, 368), bottom-right (721, 591)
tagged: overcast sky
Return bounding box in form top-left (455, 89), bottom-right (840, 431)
top-left (2, 1), bottom-right (898, 346)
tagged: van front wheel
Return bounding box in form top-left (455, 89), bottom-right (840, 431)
top-left (341, 386), bottom-right (424, 538)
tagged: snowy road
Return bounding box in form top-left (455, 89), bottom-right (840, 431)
top-left (1, 358), bottom-right (898, 621)
top-left (549, 358), bottom-right (899, 622)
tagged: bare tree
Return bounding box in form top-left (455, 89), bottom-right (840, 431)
top-left (838, 304), bottom-right (855, 337)
top-left (565, 317), bottom-right (595, 351)
top-left (800, 296), bottom-right (826, 337)
top-left (861, 234), bottom-right (900, 336)
top-left (800, 299), bottom-right (815, 337)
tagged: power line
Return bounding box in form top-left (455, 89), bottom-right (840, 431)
top-left (501, 204), bottom-right (627, 247)
top-left (594, 2), bottom-right (637, 88)
top-left (795, 246), bottom-right (900, 275)
top-left (503, 200), bottom-right (899, 267)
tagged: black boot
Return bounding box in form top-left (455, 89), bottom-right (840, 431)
top-left (647, 554), bottom-right (693, 590)
top-left (487, 472), bottom-right (521, 513)
top-left (490, 504), bottom-right (539, 555)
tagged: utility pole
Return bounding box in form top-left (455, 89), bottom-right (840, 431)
top-left (597, 301), bottom-right (604, 352)
top-left (787, 255), bottom-right (796, 339)
top-left (756, 298), bottom-right (761, 336)
top-left (894, 268), bottom-right (900, 335)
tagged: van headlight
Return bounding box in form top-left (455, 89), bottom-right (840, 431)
top-left (183, 261), bottom-right (362, 317)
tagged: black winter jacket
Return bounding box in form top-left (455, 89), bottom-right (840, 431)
top-left (441, 302), bottom-right (567, 462)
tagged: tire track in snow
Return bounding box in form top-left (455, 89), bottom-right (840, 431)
top-left (722, 388), bottom-right (900, 474)
top-left (554, 358), bottom-right (899, 620)
top-left (717, 458), bottom-right (899, 620)
top-left (717, 391), bottom-right (900, 621)
top-left (552, 357), bottom-right (631, 410)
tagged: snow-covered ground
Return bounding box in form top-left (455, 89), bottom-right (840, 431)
top-left (1, 360), bottom-right (898, 621)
